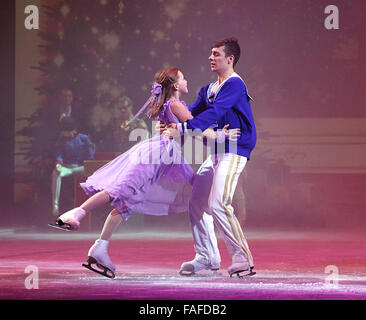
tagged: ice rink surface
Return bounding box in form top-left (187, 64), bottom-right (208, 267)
top-left (0, 228), bottom-right (365, 300)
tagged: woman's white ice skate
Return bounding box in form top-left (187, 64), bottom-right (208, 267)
top-left (48, 207), bottom-right (86, 231)
top-left (82, 239), bottom-right (116, 279)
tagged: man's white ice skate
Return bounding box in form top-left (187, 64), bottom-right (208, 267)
top-left (48, 207), bottom-right (86, 231)
top-left (179, 255), bottom-right (220, 276)
top-left (82, 239), bottom-right (116, 279)
top-left (228, 260), bottom-right (256, 278)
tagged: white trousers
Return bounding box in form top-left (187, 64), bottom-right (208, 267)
top-left (189, 153), bottom-right (254, 267)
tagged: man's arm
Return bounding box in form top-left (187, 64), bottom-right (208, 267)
top-left (84, 135), bottom-right (95, 160)
top-left (188, 87), bottom-right (207, 117)
top-left (55, 139), bottom-right (63, 165)
top-left (182, 79), bottom-right (245, 133)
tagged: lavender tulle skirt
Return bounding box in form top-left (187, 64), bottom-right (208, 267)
top-left (80, 135), bottom-right (194, 221)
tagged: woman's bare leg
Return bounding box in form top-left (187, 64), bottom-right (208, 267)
top-left (99, 209), bottom-right (123, 241)
top-left (85, 209), bottom-right (123, 277)
top-left (54, 190), bottom-right (113, 231)
top-left (80, 190), bottom-right (112, 213)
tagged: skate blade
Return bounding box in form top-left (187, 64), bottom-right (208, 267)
top-left (179, 263), bottom-right (195, 276)
top-left (82, 257), bottom-right (115, 279)
top-left (179, 267), bottom-right (219, 277)
top-left (179, 269), bottom-right (195, 276)
top-left (230, 267), bottom-right (256, 278)
top-left (48, 223), bottom-right (72, 231)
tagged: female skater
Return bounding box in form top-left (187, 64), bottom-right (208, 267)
top-left (49, 67), bottom-right (240, 278)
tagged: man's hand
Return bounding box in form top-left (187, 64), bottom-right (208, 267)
top-left (154, 121), bottom-right (166, 135)
top-left (55, 161), bottom-right (63, 172)
top-left (163, 123), bottom-right (179, 139)
top-left (167, 123), bottom-right (178, 129)
top-left (223, 124), bottom-right (241, 141)
top-left (55, 162), bottom-right (73, 177)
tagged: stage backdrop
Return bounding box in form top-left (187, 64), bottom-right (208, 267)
top-left (14, 0), bottom-right (366, 230)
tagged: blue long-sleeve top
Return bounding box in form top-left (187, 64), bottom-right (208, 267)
top-left (56, 133), bottom-right (94, 165)
top-left (185, 73), bottom-right (257, 160)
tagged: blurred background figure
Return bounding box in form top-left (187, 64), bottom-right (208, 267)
top-left (57, 88), bottom-right (89, 134)
top-left (58, 88), bottom-right (73, 121)
top-left (51, 117), bottom-right (94, 216)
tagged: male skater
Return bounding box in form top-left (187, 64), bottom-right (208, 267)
top-left (166, 37), bottom-right (257, 277)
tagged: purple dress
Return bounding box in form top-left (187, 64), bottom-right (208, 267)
top-left (80, 100), bottom-right (194, 221)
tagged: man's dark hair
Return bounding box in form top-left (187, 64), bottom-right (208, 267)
top-left (211, 37), bottom-right (241, 67)
top-left (60, 116), bottom-right (77, 132)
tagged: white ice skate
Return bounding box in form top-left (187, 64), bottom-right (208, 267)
top-left (82, 239), bottom-right (116, 279)
top-left (228, 259), bottom-right (256, 278)
top-left (179, 255), bottom-right (220, 276)
top-left (48, 207), bottom-right (86, 231)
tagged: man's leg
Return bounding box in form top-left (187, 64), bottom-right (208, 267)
top-left (70, 165), bottom-right (84, 176)
top-left (180, 156), bottom-right (221, 274)
top-left (209, 153), bottom-right (254, 275)
top-left (232, 172), bottom-right (247, 226)
top-left (51, 165), bottom-right (74, 216)
top-left (51, 169), bottom-right (62, 216)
